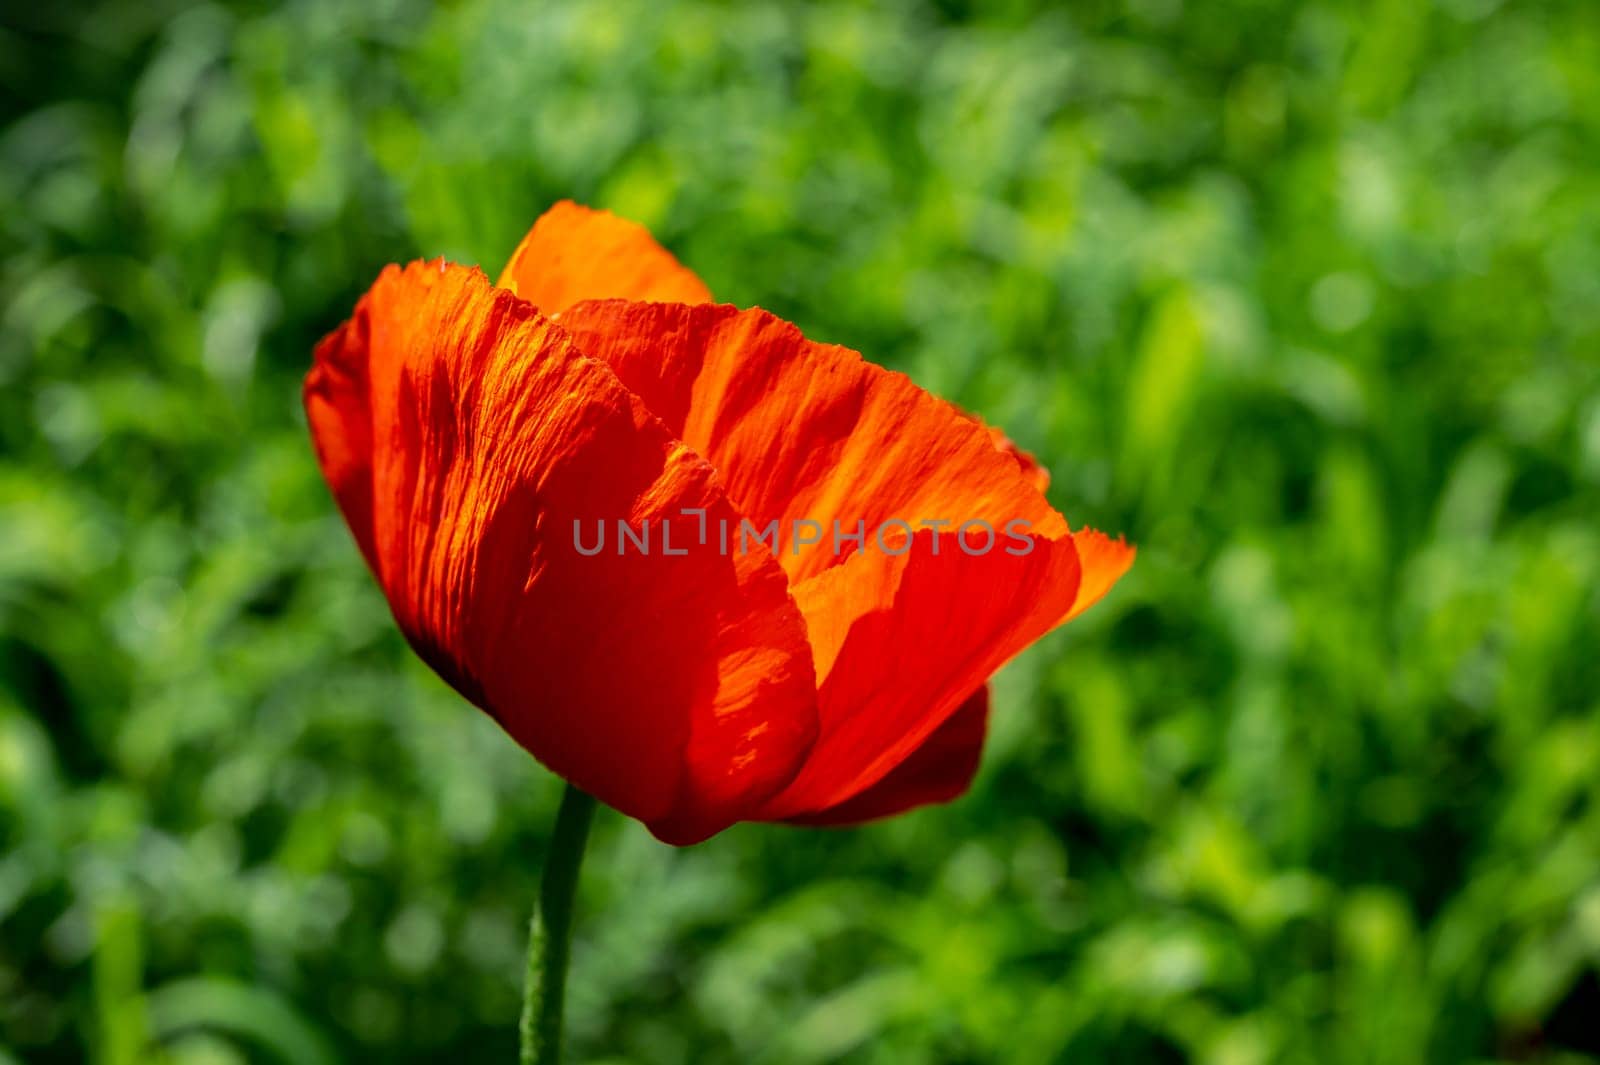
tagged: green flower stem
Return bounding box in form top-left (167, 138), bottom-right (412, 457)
top-left (520, 783), bottom-right (597, 1065)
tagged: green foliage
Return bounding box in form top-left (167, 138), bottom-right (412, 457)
top-left (3, 0), bottom-right (1599, 1061)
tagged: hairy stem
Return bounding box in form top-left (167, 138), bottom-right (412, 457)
top-left (519, 783), bottom-right (597, 1065)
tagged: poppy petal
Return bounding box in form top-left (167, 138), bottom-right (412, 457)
top-left (304, 261), bottom-right (815, 844)
top-left (768, 524), bottom-right (1130, 819)
top-left (788, 684), bottom-right (990, 826)
top-left (986, 425), bottom-right (1051, 493)
top-left (496, 201), bottom-right (713, 314)
top-left (550, 299), bottom-right (1113, 819)
top-left (1065, 528), bottom-right (1137, 622)
top-left (759, 528), bottom-right (1083, 817)
top-left (981, 425), bottom-right (1135, 622)
top-left (553, 300), bottom-right (1070, 583)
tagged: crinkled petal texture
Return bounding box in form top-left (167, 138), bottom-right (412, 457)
top-left (306, 203), bottom-right (1133, 843)
top-left (557, 298), bottom-right (1134, 820)
top-left (496, 200), bottom-right (712, 313)
top-left (305, 261), bottom-right (818, 844)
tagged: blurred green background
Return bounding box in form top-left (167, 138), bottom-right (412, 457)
top-left (3, 0), bottom-right (1599, 1061)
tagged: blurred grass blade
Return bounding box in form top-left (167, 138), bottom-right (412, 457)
top-left (144, 978), bottom-right (338, 1065)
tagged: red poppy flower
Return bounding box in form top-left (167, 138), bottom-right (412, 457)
top-left (305, 202), bottom-right (1133, 845)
